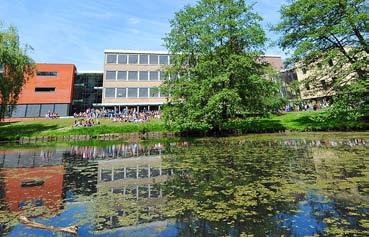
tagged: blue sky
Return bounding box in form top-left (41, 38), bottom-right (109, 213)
top-left (1, 0), bottom-right (287, 71)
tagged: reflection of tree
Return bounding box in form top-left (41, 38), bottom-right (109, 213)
top-left (310, 146), bottom-right (369, 236)
top-left (162, 140), bottom-right (314, 236)
top-left (62, 154), bottom-right (98, 198)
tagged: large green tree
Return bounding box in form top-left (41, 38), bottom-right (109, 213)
top-left (162, 0), bottom-right (283, 133)
top-left (274, 0), bottom-right (369, 119)
top-left (0, 23), bottom-right (34, 120)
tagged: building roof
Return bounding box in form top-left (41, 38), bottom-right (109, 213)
top-left (104, 49), bottom-right (169, 54)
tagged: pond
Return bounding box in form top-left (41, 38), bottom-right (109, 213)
top-left (0, 133), bottom-right (369, 236)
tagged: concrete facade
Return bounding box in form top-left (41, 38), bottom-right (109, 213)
top-left (99, 50), bottom-right (169, 110)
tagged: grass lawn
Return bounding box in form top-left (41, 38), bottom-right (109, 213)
top-left (0, 118), bottom-right (169, 141)
top-left (225, 110), bottom-right (369, 133)
top-left (0, 111), bottom-right (367, 141)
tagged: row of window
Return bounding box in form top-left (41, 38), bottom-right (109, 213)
top-left (37, 71), bottom-right (58, 77)
top-left (105, 87), bottom-right (165, 98)
top-left (105, 70), bottom-right (168, 81)
top-left (106, 54), bottom-right (170, 65)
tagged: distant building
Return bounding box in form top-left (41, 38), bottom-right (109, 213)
top-left (97, 50), bottom-right (170, 111)
top-left (295, 63), bottom-right (335, 103)
top-left (9, 64), bottom-right (76, 118)
top-left (280, 68), bottom-right (299, 100)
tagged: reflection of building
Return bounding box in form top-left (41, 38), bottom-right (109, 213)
top-left (97, 155), bottom-right (171, 198)
top-left (0, 148), bottom-right (65, 213)
top-left (9, 64), bottom-right (76, 118)
top-left (2, 166), bottom-right (64, 212)
top-left (95, 154), bottom-right (173, 230)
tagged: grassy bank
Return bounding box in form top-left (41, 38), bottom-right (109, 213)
top-left (0, 111), bottom-right (368, 141)
top-left (224, 111), bottom-right (369, 134)
top-left (0, 119), bottom-right (170, 141)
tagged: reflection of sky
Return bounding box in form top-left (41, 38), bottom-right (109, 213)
top-left (278, 193), bottom-right (331, 236)
top-left (7, 201), bottom-right (178, 237)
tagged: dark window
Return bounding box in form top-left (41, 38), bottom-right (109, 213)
top-left (328, 59), bottom-right (334, 67)
top-left (139, 88), bottom-right (149, 98)
top-left (128, 71), bottom-right (138, 80)
top-left (139, 71), bottom-right (148, 81)
top-left (117, 71), bottom-right (127, 80)
top-left (321, 80), bottom-right (328, 90)
top-left (149, 55), bottom-right (159, 64)
top-left (159, 55), bottom-right (169, 65)
top-left (128, 54), bottom-right (138, 64)
top-left (150, 87), bottom-right (159, 98)
top-left (107, 54), bottom-right (117, 64)
top-left (149, 71), bottom-right (159, 81)
top-left (160, 71), bottom-right (168, 80)
top-left (35, 87), bottom-right (55, 92)
top-left (106, 71), bottom-right (116, 80)
top-left (118, 54), bottom-right (127, 64)
top-left (105, 88), bottom-right (115, 98)
top-left (37, 71), bottom-right (57, 77)
top-left (139, 54), bottom-right (149, 64)
top-left (127, 88), bottom-right (138, 98)
top-left (305, 83), bottom-right (310, 90)
top-left (302, 68), bottom-right (307, 74)
top-left (116, 88), bottom-right (126, 98)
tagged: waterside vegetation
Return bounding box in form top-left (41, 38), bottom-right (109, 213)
top-left (0, 111), bottom-right (368, 142)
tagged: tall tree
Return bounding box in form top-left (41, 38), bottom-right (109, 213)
top-left (274, 0), bottom-right (369, 118)
top-left (162, 0), bottom-right (283, 133)
top-left (0, 23), bottom-right (34, 120)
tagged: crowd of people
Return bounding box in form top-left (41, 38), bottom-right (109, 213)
top-left (71, 108), bottom-right (161, 127)
top-left (111, 108), bottom-right (161, 123)
top-left (45, 111), bottom-right (59, 119)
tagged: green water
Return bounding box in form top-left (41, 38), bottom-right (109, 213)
top-left (0, 133), bottom-right (369, 236)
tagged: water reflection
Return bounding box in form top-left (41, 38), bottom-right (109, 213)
top-left (0, 136), bottom-right (368, 236)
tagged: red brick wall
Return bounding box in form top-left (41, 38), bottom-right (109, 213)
top-left (17, 64), bottom-right (76, 104)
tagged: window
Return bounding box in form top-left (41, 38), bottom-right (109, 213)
top-left (128, 54), bottom-right (138, 64)
top-left (160, 71), bottom-right (168, 80)
top-left (117, 88), bottom-right (126, 98)
top-left (159, 55), bottom-right (169, 65)
top-left (139, 54), bottom-right (149, 64)
top-left (139, 88), bottom-right (149, 98)
top-left (321, 80), bottom-right (328, 90)
top-left (305, 83), bottom-right (310, 90)
top-left (105, 88), bottom-right (115, 98)
top-left (117, 71), bottom-right (127, 80)
top-left (106, 54), bottom-right (117, 64)
top-left (128, 71), bottom-right (138, 80)
top-left (127, 88), bottom-right (138, 98)
top-left (302, 68), bottom-right (307, 74)
top-left (37, 71), bottom-right (57, 77)
top-left (139, 71), bottom-right (148, 81)
top-left (328, 59), bottom-right (334, 67)
top-left (149, 71), bottom-right (159, 81)
top-left (118, 54), bottom-right (127, 64)
top-left (150, 87), bottom-right (159, 98)
top-left (35, 87), bottom-right (55, 92)
top-left (106, 71), bottom-right (116, 80)
top-left (149, 54), bottom-right (158, 64)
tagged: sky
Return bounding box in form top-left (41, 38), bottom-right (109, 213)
top-left (0, 0), bottom-right (287, 71)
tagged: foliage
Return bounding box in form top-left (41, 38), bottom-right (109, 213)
top-left (0, 22), bottom-right (34, 120)
top-left (274, 0), bottom-right (369, 119)
top-left (162, 0), bottom-right (283, 133)
top-left (1, 111), bottom-right (369, 141)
